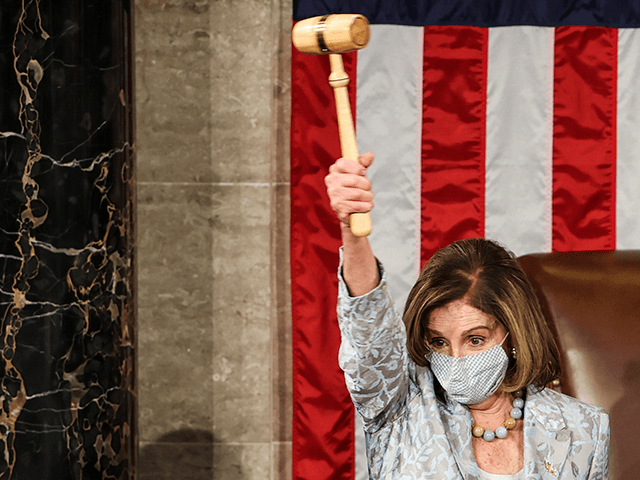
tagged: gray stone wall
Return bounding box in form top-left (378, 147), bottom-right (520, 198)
top-left (135, 1), bottom-right (292, 478)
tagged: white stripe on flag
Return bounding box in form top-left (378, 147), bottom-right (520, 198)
top-left (616, 29), bottom-right (640, 250)
top-left (357, 25), bottom-right (424, 307)
top-left (355, 24), bottom-right (424, 480)
top-left (354, 412), bottom-right (368, 480)
top-left (485, 26), bottom-right (555, 256)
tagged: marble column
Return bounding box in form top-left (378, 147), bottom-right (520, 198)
top-left (0, 1), bottom-right (135, 479)
top-left (135, 0), bottom-right (292, 478)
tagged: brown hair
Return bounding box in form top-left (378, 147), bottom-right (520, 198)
top-left (403, 238), bottom-right (560, 392)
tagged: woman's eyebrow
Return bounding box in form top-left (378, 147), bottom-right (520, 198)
top-left (427, 324), bottom-right (494, 338)
top-left (461, 325), bottom-right (493, 336)
top-left (426, 328), bottom-right (444, 337)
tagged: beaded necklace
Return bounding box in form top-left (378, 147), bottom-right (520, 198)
top-left (471, 390), bottom-right (524, 442)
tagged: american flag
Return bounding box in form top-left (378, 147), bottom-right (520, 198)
top-left (290, 1), bottom-right (640, 478)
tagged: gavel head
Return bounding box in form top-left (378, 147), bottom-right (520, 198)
top-left (292, 14), bottom-right (370, 54)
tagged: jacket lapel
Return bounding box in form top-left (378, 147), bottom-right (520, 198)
top-left (439, 398), bottom-right (481, 480)
top-left (524, 386), bottom-right (572, 478)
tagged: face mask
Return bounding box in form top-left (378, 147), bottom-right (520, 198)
top-left (425, 333), bottom-right (509, 405)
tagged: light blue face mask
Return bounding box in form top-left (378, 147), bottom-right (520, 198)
top-left (425, 333), bottom-right (509, 405)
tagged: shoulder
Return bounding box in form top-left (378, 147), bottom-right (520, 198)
top-left (527, 386), bottom-right (610, 433)
top-left (535, 387), bottom-right (607, 415)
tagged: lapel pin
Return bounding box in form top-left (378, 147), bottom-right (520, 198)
top-left (544, 460), bottom-right (558, 477)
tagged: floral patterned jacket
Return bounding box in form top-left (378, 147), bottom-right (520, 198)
top-left (337, 259), bottom-right (610, 480)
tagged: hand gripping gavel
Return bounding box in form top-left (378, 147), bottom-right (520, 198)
top-left (292, 14), bottom-right (372, 237)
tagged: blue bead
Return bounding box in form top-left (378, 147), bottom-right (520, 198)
top-left (496, 426), bottom-right (508, 438)
top-left (513, 398), bottom-right (524, 409)
top-left (511, 407), bottom-right (523, 420)
top-left (483, 429), bottom-right (496, 441)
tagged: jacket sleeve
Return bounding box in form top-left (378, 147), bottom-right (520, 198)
top-left (587, 410), bottom-right (610, 480)
top-left (336, 251), bottom-right (410, 432)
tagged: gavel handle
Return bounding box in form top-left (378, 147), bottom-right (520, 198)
top-left (328, 54), bottom-right (372, 237)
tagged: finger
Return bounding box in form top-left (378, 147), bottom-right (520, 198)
top-left (358, 152), bottom-right (374, 169)
top-left (325, 172), bottom-right (372, 191)
top-left (331, 199), bottom-right (374, 224)
top-left (330, 157), bottom-right (368, 176)
top-left (329, 185), bottom-right (374, 203)
top-left (327, 186), bottom-right (374, 212)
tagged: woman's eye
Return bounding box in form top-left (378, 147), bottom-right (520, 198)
top-left (430, 338), bottom-right (446, 348)
top-left (469, 336), bottom-right (484, 346)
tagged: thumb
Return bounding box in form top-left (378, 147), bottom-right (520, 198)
top-left (358, 152), bottom-right (374, 170)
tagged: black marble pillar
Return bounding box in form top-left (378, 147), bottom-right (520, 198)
top-left (0, 1), bottom-right (135, 479)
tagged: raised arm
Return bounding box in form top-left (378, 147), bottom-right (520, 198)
top-left (327, 153), bottom-right (412, 431)
top-left (325, 152), bottom-right (379, 296)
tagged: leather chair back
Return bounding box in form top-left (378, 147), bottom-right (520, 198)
top-left (518, 250), bottom-right (640, 480)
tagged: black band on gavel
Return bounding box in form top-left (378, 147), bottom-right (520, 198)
top-left (316, 15), bottom-right (330, 53)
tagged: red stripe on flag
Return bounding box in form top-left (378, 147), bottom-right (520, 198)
top-left (290, 44), bottom-right (358, 479)
top-left (552, 27), bottom-right (617, 252)
top-left (420, 26), bottom-right (488, 265)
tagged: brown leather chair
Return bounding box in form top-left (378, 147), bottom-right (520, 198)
top-left (518, 250), bottom-right (640, 480)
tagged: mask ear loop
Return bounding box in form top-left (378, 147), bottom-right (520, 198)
top-left (499, 331), bottom-right (510, 346)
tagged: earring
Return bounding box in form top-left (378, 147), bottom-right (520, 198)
top-left (511, 347), bottom-right (517, 359)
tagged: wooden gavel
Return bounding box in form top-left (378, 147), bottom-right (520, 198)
top-left (292, 14), bottom-right (372, 237)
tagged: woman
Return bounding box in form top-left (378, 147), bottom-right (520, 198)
top-left (325, 153), bottom-right (610, 479)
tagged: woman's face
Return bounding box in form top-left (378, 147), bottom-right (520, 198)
top-left (427, 298), bottom-right (508, 358)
